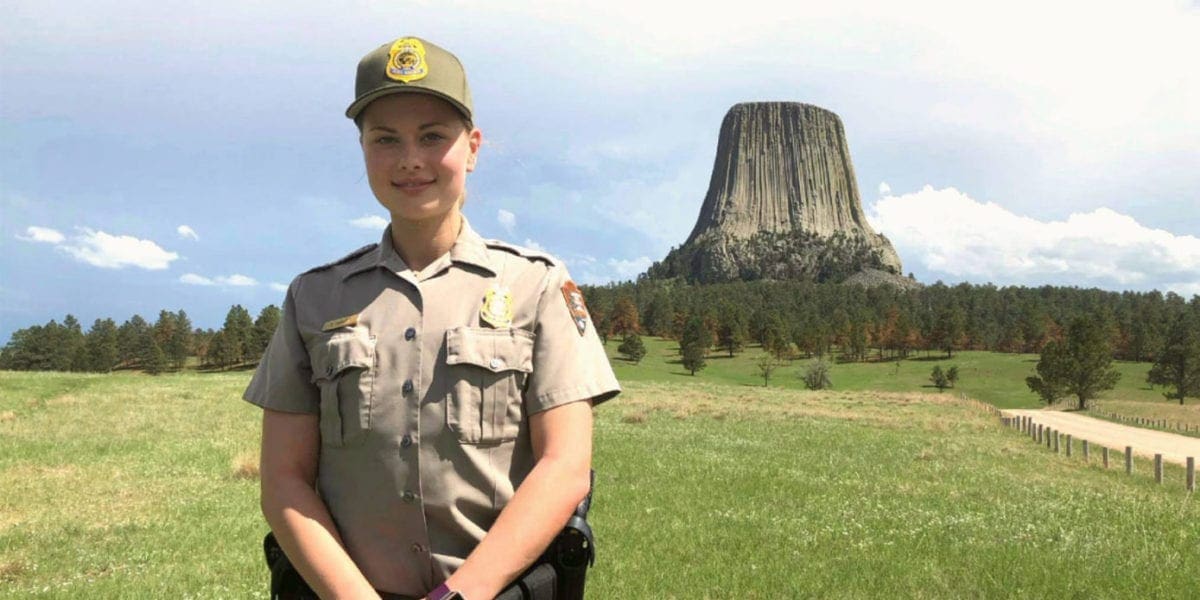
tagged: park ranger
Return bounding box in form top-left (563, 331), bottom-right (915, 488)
top-left (244, 36), bottom-right (620, 600)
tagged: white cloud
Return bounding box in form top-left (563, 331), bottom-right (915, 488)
top-left (607, 256), bottom-right (653, 280)
top-left (523, 238), bottom-right (546, 252)
top-left (217, 274), bottom-right (257, 286)
top-left (17, 226), bottom-right (65, 244)
top-left (350, 215), bottom-right (389, 230)
top-left (177, 225), bottom-right (199, 240)
top-left (180, 273), bottom-right (214, 286)
top-left (179, 272), bottom-right (259, 287)
top-left (497, 209), bottom-right (517, 235)
top-left (878, 182), bottom-right (892, 196)
top-left (869, 185), bottom-right (1200, 293)
top-left (269, 282), bottom-right (288, 292)
top-left (59, 228), bottom-right (178, 270)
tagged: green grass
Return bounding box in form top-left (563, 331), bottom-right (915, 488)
top-left (2, 370), bottom-right (1197, 598)
top-left (605, 337), bottom-right (1200, 418)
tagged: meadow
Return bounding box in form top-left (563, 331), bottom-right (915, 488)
top-left (608, 337), bottom-right (1200, 427)
top-left (1, 347), bottom-right (1197, 598)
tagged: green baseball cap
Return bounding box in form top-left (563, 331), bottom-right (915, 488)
top-left (345, 36), bottom-right (473, 122)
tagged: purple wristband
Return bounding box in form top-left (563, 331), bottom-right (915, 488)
top-left (428, 583), bottom-right (454, 600)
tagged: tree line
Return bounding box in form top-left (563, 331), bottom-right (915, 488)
top-left (0, 305), bottom-right (280, 375)
top-left (583, 278), bottom-right (1200, 403)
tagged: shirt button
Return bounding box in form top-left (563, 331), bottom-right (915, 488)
top-left (404, 327), bottom-right (416, 341)
top-left (402, 490), bottom-right (417, 503)
top-left (489, 357), bottom-right (503, 370)
top-left (411, 543), bottom-right (426, 554)
top-left (402, 379), bottom-right (414, 394)
top-left (401, 434), bottom-right (413, 448)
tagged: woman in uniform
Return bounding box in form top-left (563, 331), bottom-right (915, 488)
top-left (244, 36), bottom-right (620, 600)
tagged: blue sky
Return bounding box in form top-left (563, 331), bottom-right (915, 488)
top-left (2, 0), bottom-right (1198, 343)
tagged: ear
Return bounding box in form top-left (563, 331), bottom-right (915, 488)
top-left (466, 128), bottom-right (482, 172)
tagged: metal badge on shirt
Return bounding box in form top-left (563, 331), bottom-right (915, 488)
top-left (321, 313), bottom-right (360, 331)
top-left (560, 280), bottom-right (590, 336)
top-left (480, 284), bottom-right (514, 328)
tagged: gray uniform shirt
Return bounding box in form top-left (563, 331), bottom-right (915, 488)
top-left (243, 219), bottom-right (620, 595)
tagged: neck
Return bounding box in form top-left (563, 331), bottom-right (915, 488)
top-left (389, 210), bottom-right (463, 272)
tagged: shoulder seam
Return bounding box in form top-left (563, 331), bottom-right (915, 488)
top-left (301, 243), bottom-right (377, 275)
top-left (483, 239), bottom-right (559, 266)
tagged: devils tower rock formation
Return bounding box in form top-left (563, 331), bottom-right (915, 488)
top-left (646, 102), bottom-right (904, 284)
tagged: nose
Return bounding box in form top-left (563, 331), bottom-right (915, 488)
top-left (396, 142), bottom-right (423, 171)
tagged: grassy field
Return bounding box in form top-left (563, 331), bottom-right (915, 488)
top-left (2, 369), bottom-right (1197, 598)
top-left (605, 337), bottom-right (1200, 427)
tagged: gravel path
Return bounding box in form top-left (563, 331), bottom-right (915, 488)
top-left (1005, 409), bottom-right (1200, 466)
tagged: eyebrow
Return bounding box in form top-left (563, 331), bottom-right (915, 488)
top-left (367, 122), bottom-right (452, 133)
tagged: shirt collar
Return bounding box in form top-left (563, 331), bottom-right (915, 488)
top-left (344, 216), bottom-right (495, 280)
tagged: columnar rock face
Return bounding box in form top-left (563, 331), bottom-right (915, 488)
top-left (647, 102), bottom-right (904, 284)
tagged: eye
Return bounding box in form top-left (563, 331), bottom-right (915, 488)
top-left (420, 131), bottom-right (447, 144)
top-left (373, 135), bottom-right (398, 145)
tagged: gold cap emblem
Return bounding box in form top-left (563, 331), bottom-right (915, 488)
top-left (386, 38), bottom-right (428, 83)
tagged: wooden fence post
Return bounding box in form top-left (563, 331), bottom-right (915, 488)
top-left (1053, 432), bottom-right (1060, 453)
top-left (1154, 454), bottom-right (1163, 484)
top-left (1082, 440), bottom-right (1089, 462)
top-left (1103, 447), bottom-right (1110, 469)
top-left (1066, 434), bottom-right (1072, 458)
top-left (1037, 424), bottom-right (1044, 445)
top-left (1188, 457), bottom-right (1195, 493)
top-left (1126, 446), bottom-right (1133, 475)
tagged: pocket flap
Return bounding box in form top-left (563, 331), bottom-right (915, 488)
top-left (445, 327), bottom-right (535, 373)
top-left (310, 329), bottom-right (374, 382)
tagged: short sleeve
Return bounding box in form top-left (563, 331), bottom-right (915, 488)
top-left (524, 264), bottom-right (621, 414)
top-left (242, 279), bottom-right (320, 414)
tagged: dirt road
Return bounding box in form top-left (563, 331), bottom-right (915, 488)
top-left (1005, 409), bottom-right (1200, 466)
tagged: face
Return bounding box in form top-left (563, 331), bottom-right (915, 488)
top-left (359, 93), bottom-right (481, 226)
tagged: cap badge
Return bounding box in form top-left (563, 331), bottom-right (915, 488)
top-left (560, 280), bottom-right (590, 336)
top-left (387, 38), bottom-right (429, 83)
top-left (480, 284), bottom-right (514, 328)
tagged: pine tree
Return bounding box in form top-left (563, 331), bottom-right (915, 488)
top-left (929, 305), bottom-right (965, 358)
top-left (252, 305), bottom-right (282, 361)
top-left (166, 310), bottom-right (193, 369)
top-left (716, 302), bottom-right (747, 358)
top-left (679, 315), bottom-right (711, 376)
top-left (1025, 318), bottom-right (1120, 410)
top-left (62, 314), bottom-right (86, 371)
top-left (208, 330), bottom-right (232, 369)
top-left (1146, 314), bottom-right (1200, 405)
top-left (643, 292), bottom-right (675, 338)
top-left (222, 305), bottom-right (255, 365)
top-left (761, 311), bottom-right (792, 360)
top-left (617, 333), bottom-right (647, 364)
top-left (84, 318), bottom-right (119, 373)
top-left (144, 340), bottom-right (168, 375)
top-left (930, 365), bottom-right (949, 391)
top-left (117, 315), bottom-right (150, 368)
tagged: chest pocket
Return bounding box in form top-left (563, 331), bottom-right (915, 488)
top-left (309, 328), bottom-right (376, 448)
top-left (445, 326), bottom-right (535, 444)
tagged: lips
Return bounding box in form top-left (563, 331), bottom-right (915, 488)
top-left (392, 178), bottom-right (435, 193)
